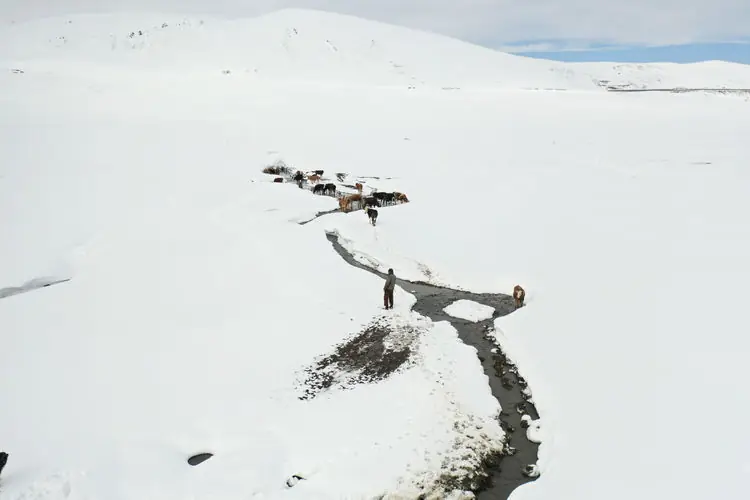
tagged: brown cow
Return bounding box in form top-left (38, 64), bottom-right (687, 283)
top-left (355, 182), bottom-right (363, 193)
top-left (308, 174), bottom-right (321, 183)
top-left (513, 285), bottom-right (526, 308)
top-left (394, 192), bottom-right (409, 203)
top-left (273, 177), bottom-right (283, 183)
top-left (339, 193), bottom-right (362, 212)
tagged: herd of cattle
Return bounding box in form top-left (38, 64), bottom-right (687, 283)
top-left (337, 190), bottom-right (409, 212)
top-left (263, 165), bottom-right (410, 219)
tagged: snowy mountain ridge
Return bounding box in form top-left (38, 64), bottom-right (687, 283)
top-left (3, 9), bottom-right (750, 90)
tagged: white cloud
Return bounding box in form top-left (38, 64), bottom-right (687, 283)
top-left (1, 0), bottom-right (749, 48)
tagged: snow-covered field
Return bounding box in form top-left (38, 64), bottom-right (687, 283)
top-left (2, 8), bottom-right (750, 500)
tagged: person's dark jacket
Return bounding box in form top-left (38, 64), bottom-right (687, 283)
top-left (0, 451), bottom-right (8, 477)
top-left (384, 273), bottom-right (396, 291)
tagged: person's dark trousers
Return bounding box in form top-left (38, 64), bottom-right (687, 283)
top-left (384, 289), bottom-right (394, 309)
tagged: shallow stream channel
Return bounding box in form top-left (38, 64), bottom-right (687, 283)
top-left (324, 231), bottom-right (540, 500)
top-left (0, 278), bottom-right (70, 300)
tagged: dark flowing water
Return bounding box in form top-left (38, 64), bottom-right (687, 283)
top-left (324, 231), bottom-right (540, 500)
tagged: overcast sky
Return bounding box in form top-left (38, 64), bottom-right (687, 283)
top-left (1, 0), bottom-right (749, 50)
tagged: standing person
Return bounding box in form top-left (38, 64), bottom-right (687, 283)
top-left (383, 268), bottom-right (396, 309)
top-left (293, 170), bottom-right (304, 188)
top-left (0, 451), bottom-right (8, 477)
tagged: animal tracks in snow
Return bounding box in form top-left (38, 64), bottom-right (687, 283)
top-left (11, 471), bottom-right (76, 500)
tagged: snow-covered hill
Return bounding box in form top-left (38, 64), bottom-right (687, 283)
top-left (1, 8), bottom-right (750, 500)
top-left (0, 9), bottom-right (589, 89)
top-left (3, 9), bottom-right (749, 90)
top-left (576, 60), bottom-right (750, 90)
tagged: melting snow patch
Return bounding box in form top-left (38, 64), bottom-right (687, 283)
top-left (443, 300), bottom-right (495, 322)
top-left (285, 474), bottom-right (306, 488)
top-left (521, 415), bottom-right (542, 444)
top-left (522, 464), bottom-right (540, 478)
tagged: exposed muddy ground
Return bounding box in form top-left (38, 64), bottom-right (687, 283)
top-left (324, 231), bottom-right (541, 500)
top-left (297, 317), bottom-right (423, 401)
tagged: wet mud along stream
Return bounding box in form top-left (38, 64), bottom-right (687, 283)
top-left (324, 231), bottom-right (541, 500)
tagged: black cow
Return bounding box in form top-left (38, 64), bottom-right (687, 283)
top-left (0, 451), bottom-right (8, 477)
top-left (366, 208), bottom-right (378, 226)
top-left (372, 191), bottom-right (396, 206)
top-left (364, 196), bottom-right (378, 208)
top-left (312, 184), bottom-right (326, 195)
top-left (314, 170), bottom-right (324, 176)
top-left (324, 183), bottom-right (336, 196)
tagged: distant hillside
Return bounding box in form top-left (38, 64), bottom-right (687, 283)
top-left (2, 8), bottom-right (749, 91)
top-left (0, 9), bottom-right (595, 89)
top-left (574, 60), bottom-right (750, 91)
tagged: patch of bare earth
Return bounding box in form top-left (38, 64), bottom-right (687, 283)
top-left (297, 316), bottom-right (424, 400)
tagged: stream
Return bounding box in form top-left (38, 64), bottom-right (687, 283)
top-left (0, 278), bottom-right (70, 300)
top-left (324, 231), bottom-right (540, 500)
